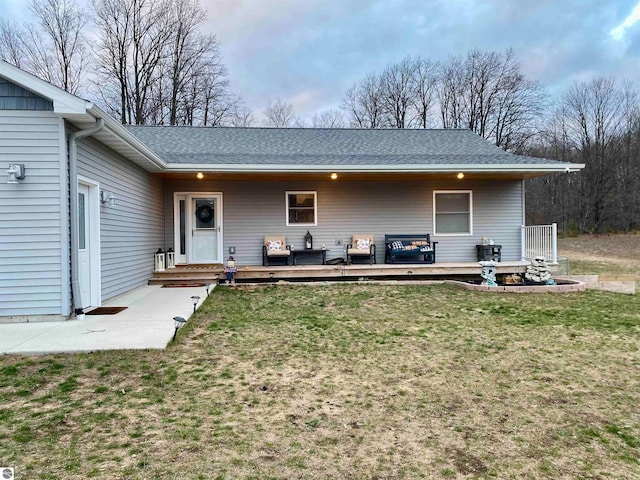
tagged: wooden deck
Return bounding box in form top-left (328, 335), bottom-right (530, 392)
top-left (150, 261), bottom-right (531, 285)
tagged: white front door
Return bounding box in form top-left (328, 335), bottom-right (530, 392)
top-left (77, 184), bottom-right (91, 309)
top-left (187, 194), bottom-right (222, 263)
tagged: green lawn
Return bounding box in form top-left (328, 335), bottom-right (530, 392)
top-left (1, 284), bottom-right (639, 479)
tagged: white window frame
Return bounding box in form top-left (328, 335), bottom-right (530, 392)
top-left (286, 191), bottom-right (318, 227)
top-left (433, 190), bottom-right (473, 236)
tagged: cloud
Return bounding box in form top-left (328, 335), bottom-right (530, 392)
top-left (611, 0), bottom-right (640, 39)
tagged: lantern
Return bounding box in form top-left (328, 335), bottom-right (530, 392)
top-left (166, 248), bottom-right (175, 269)
top-left (304, 230), bottom-right (313, 249)
top-left (154, 248), bottom-right (165, 272)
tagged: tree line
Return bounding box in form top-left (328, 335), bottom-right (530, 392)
top-left (0, 0), bottom-right (247, 126)
top-left (1, 0), bottom-right (638, 232)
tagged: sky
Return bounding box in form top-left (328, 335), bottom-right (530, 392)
top-left (1, 0), bottom-right (640, 123)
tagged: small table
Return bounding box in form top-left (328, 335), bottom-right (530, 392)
top-left (476, 244), bottom-right (502, 262)
top-left (292, 248), bottom-right (328, 265)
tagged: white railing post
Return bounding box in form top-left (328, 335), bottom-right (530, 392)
top-left (521, 225), bottom-right (526, 261)
top-left (551, 223), bottom-right (557, 263)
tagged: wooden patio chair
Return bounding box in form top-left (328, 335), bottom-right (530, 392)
top-left (262, 236), bottom-right (291, 266)
top-left (346, 234), bottom-right (376, 265)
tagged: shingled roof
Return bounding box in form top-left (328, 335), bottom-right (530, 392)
top-left (124, 126), bottom-right (571, 172)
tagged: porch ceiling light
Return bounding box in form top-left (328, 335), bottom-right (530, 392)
top-left (330, 173), bottom-right (338, 180)
top-left (457, 172), bottom-right (464, 179)
top-left (196, 172), bottom-right (204, 179)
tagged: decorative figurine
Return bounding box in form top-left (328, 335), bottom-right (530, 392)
top-left (224, 256), bottom-right (237, 284)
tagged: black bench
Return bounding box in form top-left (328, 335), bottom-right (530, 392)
top-left (385, 234), bottom-right (438, 264)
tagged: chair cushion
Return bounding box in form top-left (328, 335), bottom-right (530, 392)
top-left (267, 249), bottom-right (290, 256)
top-left (390, 240), bottom-right (403, 251)
top-left (348, 248), bottom-right (371, 255)
top-left (266, 240), bottom-right (283, 251)
top-left (356, 238), bottom-right (371, 250)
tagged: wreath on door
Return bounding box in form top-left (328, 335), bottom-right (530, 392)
top-left (196, 204), bottom-right (213, 223)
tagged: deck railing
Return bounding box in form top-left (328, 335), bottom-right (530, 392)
top-left (521, 223), bottom-right (557, 263)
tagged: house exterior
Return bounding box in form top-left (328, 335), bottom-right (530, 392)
top-left (0, 60), bottom-right (584, 322)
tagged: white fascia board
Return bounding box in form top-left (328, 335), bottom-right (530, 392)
top-left (86, 105), bottom-right (167, 170)
top-left (0, 60), bottom-right (90, 114)
top-left (164, 162), bottom-right (586, 173)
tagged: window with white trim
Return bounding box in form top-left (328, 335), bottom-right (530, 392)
top-left (286, 191), bottom-right (317, 226)
top-left (433, 190), bottom-right (472, 235)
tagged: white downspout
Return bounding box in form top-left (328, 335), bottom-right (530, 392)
top-left (69, 119), bottom-right (104, 316)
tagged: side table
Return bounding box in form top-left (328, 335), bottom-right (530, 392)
top-left (476, 244), bottom-right (502, 262)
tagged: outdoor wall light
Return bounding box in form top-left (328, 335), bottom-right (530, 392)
top-left (457, 172), bottom-right (465, 179)
top-left (6, 164), bottom-right (25, 184)
top-left (196, 172), bottom-right (204, 179)
top-left (330, 172), bottom-right (338, 180)
top-left (100, 190), bottom-right (116, 206)
top-left (191, 295), bottom-right (200, 313)
top-left (173, 316), bottom-right (186, 341)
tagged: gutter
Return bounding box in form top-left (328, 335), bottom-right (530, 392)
top-left (69, 118), bottom-right (105, 317)
top-left (163, 163), bottom-right (586, 174)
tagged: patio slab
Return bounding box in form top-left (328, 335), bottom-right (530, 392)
top-left (0, 285), bottom-right (210, 355)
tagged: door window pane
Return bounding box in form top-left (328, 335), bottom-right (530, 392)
top-left (179, 200), bottom-right (186, 255)
top-left (78, 192), bottom-right (86, 250)
top-left (195, 199), bottom-right (215, 229)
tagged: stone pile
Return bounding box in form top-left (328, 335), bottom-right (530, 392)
top-left (525, 256), bottom-right (553, 284)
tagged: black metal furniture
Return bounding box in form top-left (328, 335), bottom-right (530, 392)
top-left (292, 248), bottom-right (328, 265)
top-left (385, 234), bottom-right (437, 264)
top-left (476, 244), bottom-right (502, 262)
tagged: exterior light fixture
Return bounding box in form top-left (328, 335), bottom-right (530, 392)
top-left (204, 283), bottom-right (211, 296)
top-left (330, 173), bottom-right (338, 180)
top-left (173, 316), bottom-right (186, 341)
top-left (166, 248), bottom-right (175, 269)
top-left (214, 272), bottom-right (220, 284)
top-left (191, 295), bottom-right (200, 313)
top-left (457, 172), bottom-right (465, 180)
top-left (100, 190), bottom-right (116, 206)
top-left (196, 172), bottom-right (204, 179)
top-left (269, 272), bottom-right (275, 281)
top-left (7, 164), bottom-right (25, 184)
top-left (154, 248), bottom-right (165, 272)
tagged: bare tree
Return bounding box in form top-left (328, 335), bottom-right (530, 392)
top-left (412, 57), bottom-right (439, 128)
top-left (263, 98), bottom-right (295, 127)
top-left (526, 77), bottom-right (640, 234)
top-left (380, 57), bottom-right (416, 128)
top-left (229, 105), bottom-right (255, 127)
top-left (439, 49), bottom-right (545, 151)
top-left (0, 20), bottom-right (25, 68)
top-left (312, 108), bottom-right (345, 128)
top-left (94, 0), bottom-right (174, 124)
top-left (342, 73), bottom-right (384, 128)
top-left (28, 0), bottom-right (88, 94)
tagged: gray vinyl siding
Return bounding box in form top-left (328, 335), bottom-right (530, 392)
top-left (0, 78), bottom-right (54, 111)
top-left (163, 178), bottom-right (523, 265)
top-left (0, 111), bottom-right (66, 317)
top-left (76, 135), bottom-right (163, 302)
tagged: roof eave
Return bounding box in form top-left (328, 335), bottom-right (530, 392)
top-left (164, 163), bottom-right (586, 173)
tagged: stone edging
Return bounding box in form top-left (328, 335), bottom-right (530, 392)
top-left (445, 279), bottom-right (586, 293)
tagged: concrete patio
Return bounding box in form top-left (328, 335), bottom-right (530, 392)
top-left (0, 285), bottom-right (210, 355)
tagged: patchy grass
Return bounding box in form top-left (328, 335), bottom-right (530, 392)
top-left (1, 283), bottom-right (639, 479)
top-left (559, 232), bottom-right (640, 289)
